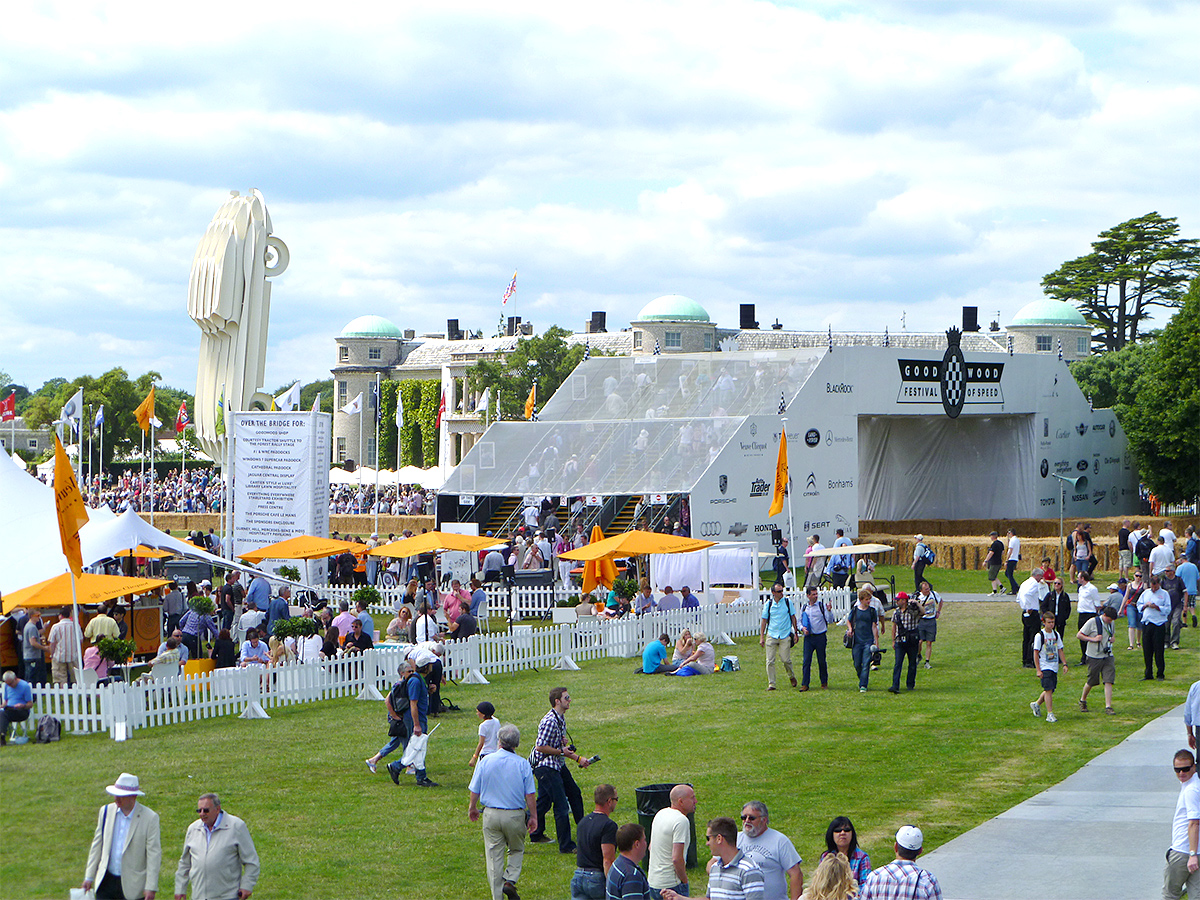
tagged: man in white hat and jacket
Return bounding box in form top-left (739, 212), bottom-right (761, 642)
top-left (83, 772), bottom-right (162, 900)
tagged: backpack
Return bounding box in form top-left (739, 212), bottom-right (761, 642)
top-left (920, 544), bottom-right (936, 565)
top-left (1135, 534), bottom-right (1155, 562)
top-left (35, 715), bottom-right (61, 743)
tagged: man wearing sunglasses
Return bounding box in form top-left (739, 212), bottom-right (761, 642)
top-left (1163, 750), bottom-right (1199, 900)
top-left (174, 793), bottom-right (259, 900)
top-left (737, 802), bottom-right (802, 900)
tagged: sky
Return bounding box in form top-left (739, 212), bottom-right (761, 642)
top-left (2, 0), bottom-right (1197, 395)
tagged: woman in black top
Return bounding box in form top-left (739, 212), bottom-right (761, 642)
top-left (321, 626), bottom-right (341, 659)
top-left (211, 628), bottom-right (238, 668)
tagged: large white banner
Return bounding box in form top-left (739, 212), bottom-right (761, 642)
top-left (233, 412), bottom-right (331, 563)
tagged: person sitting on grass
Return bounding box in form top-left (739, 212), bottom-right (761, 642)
top-left (672, 631), bottom-right (715, 676)
top-left (643, 633), bottom-right (681, 674)
top-left (1031, 611), bottom-right (1067, 723)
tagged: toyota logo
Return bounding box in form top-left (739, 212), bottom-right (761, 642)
top-left (698, 521), bottom-right (721, 538)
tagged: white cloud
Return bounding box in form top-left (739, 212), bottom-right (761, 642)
top-left (1, 0), bottom-right (1197, 393)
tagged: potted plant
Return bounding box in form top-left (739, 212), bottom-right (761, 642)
top-left (611, 577), bottom-right (637, 601)
top-left (552, 595), bottom-right (579, 624)
top-left (95, 636), bottom-right (138, 676)
top-left (351, 585), bottom-right (381, 610)
top-left (277, 564), bottom-right (302, 583)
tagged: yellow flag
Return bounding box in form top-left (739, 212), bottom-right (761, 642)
top-left (54, 436), bottom-right (90, 577)
top-left (768, 431), bottom-right (788, 518)
top-left (134, 385), bottom-right (156, 432)
top-left (524, 383), bottom-right (536, 420)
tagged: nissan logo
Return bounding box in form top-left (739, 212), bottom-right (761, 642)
top-left (699, 522), bottom-right (721, 537)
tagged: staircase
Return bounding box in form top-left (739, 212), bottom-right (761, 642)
top-left (483, 498), bottom-right (521, 535)
top-left (606, 496), bottom-right (639, 534)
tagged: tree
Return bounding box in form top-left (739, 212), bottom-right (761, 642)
top-left (1042, 212), bottom-right (1199, 351)
top-left (466, 326), bottom-right (588, 420)
top-left (1116, 279), bottom-right (1199, 504)
top-left (1067, 340), bottom-right (1155, 410)
top-left (21, 369), bottom-right (193, 467)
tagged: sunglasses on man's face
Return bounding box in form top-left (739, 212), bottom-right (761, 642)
top-left (1175, 764), bottom-right (1195, 773)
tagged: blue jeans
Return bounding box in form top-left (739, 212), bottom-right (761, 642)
top-left (851, 640), bottom-right (871, 689)
top-left (376, 720), bottom-right (404, 761)
top-left (570, 868), bottom-right (605, 900)
top-left (802, 632), bottom-right (828, 687)
top-left (649, 884), bottom-right (688, 900)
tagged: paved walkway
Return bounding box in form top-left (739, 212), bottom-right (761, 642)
top-left (921, 702), bottom-right (1188, 900)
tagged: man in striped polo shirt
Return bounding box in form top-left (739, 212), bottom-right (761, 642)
top-left (664, 816), bottom-right (764, 900)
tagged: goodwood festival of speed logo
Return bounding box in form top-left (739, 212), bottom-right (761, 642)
top-left (896, 328), bottom-right (1004, 418)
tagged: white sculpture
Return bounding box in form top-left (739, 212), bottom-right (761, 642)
top-left (187, 189), bottom-right (289, 458)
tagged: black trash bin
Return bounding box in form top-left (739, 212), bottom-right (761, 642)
top-left (635, 782), bottom-right (698, 869)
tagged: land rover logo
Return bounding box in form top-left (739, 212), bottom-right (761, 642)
top-left (805, 428), bottom-right (820, 447)
top-left (1040, 459), bottom-right (1049, 478)
top-left (939, 327), bottom-right (966, 419)
top-left (719, 475), bottom-right (727, 495)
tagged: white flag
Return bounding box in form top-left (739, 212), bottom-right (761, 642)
top-left (475, 388), bottom-right (490, 414)
top-left (275, 382), bottom-right (301, 412)
top-left (311, 393), bottom-right (320, 413)
top-left (396, 392), bottom-right (404, 429)
top-left (61, 388), bottom-right (84, 432)
top-left (341, 392), bottom-right (363, 415)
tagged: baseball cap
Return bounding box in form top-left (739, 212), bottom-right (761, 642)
top-left (896, 825), bottom-right (923, 851)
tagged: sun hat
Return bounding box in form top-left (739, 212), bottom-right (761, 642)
top-left (914, 534), bottom-right (924, 542)
top-left (106, 773), bottom-right (146, 797)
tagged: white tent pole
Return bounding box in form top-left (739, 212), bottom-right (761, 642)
top-left (85, 404), bottom-right (92, 501)
top-left (150, 420), bottom-right (156, 527)
top-left (374, 372), bottom-right (381, 537)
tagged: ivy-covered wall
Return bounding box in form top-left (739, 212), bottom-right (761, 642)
top-left (379, 379), bottom-right (440, 469)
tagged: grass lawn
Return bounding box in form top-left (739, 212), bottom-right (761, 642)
top-left (2, 602), bottom-right (1192, 899)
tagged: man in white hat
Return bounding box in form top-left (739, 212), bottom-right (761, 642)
top-left (859, 825), bottom-right (942, 900)
top-left (82, 773), bottom-right (162, 900)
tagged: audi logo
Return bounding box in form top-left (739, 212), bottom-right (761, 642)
top-left (698, 522), bottom-right (721, 537)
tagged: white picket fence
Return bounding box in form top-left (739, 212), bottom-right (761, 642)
top-left (19, 586), bottom-right (850, 742)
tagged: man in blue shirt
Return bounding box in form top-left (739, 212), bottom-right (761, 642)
top-left (643, 633), bottom-right (679, 675)
top-left (606, 824), bottom-right (652, 900)
top-left (387, 659), bottom-right (438, 788)
top-left (469, 722), bottom-right (538, 900)
top-left (759, 583), bottom-right (798, 691)
top-left (1, 671), bottom-right (33, 745)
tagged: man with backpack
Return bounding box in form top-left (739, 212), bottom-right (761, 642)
top-left (759, 583), bottom-right (799, 691)
top-left (912, 534), bottom-right (934, 593)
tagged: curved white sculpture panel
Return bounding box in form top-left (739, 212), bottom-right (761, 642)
top-left (187, 189), bottom-right (289, 459)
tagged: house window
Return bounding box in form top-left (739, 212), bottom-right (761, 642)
top-left (703, 333), bottom-right (713, 351)
top-left (368, 347), bottom-right (381, 360)
top-left (665, 331), bottom-right (682, 349)
top-left (1077, 336), bottom-right (1088, 354)
top-left (338, 381), bottom-right (347, 407)
top-left (1035, 335), bottom-right (1052, 352)
top-left (633, 332), bottom-right (642, 350)
top-left (339, 346), bottom-right (349, 362)
top-left (336, 437), bottom-right (346, 463)
top-left (367, 437), bottom-right (377, 466)
top-left (28, 438), bottom-right (38, 450)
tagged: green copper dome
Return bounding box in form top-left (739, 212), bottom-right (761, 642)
top-left (340, 315), bottom-right (403, 338)
top-left (636, 294), bottom-right (711, 323)
top-left (1009, 299), bottom-right (1088, 328)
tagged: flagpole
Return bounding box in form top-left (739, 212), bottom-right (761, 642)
top-left (139, 430), bottom-right (145, 503)
top-left (781, 416), bottom-right (798, 588)
top-left (85, 404), bottom-right (92, 502)
top-left (98, 415), bottom-right (103, 493)
top-left (150, 420), bottom-right (156, 527)
top-left (374, 373), bottom-right (380, 536)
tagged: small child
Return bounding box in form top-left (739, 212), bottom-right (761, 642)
top-left (469, 701), bottom-right (499, 767)
top-left (1031, 611), bottom-right (1068, 722)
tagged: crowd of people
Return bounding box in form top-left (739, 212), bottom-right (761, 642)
top-left (53, 466), bottom-right (439, 517)
top-left (465, 685), bottom-right (947, 900)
